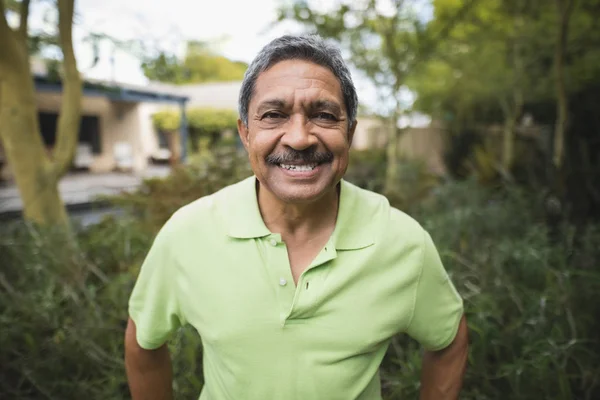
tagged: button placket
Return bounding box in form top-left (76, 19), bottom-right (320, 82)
top-left (263, 235), bottom-right (295, 324)
top-left (287, 241), bottom-right (338, 320)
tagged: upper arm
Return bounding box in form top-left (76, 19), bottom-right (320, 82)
top-left (405, 230), bottom-right (464, 351)
top-left (128, 220), bottom-right (185, 350)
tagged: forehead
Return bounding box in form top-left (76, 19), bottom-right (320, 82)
top-left (251, 59), bottom-right (344, 110)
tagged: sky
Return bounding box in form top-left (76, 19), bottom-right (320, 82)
top-left (72, 0), bottom-right (301, 84)
top-left (26, 0), bottom-right (432, 124)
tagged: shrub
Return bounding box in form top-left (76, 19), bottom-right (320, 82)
top-left (345, 149), bottom-right (440, 212)
top-left (107, 148), bottom-right (252, 233)
top-left (152, 108), bottom-right (238, 136)
top-left (382, 181), bottom-right (600, 400)
top-left (1, 156), bottom-right (599, 399)
top-left (0, 219), bottom-right (204, 399)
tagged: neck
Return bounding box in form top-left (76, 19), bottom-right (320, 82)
top-left (257, 182), bottom-right (340, 240)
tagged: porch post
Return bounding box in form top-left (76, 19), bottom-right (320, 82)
top-left (179, 100), bottom-right (188, 163)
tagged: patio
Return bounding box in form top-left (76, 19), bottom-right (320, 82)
top-left (0, 165), bottom-right (171, 216)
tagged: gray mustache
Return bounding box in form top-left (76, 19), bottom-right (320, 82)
top-left (266, 149), bottom-right (333, 165)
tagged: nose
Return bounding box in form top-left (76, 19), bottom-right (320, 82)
top-left (280, 114), bottom-right (318, 151)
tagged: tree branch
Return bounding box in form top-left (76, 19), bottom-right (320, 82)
top-left (0, 0), bottom-right (11, 39)
top-left (0, 0), bottom-right (18, 69)
top-left (552, 0), bottom-right (576, 169)
top-left (0, 0), bottom-right (7, 28)
top-left (19, 0), bottom-right (30, 38)
top-left (51, 0), bottom-right (82, 179)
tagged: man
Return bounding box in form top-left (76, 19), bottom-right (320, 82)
top-left (125, 35), bottom-right (468, 400)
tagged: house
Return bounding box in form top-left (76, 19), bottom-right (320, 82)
top-left (0, 75), bottom-right (189, 182)
top-left (141, 80), bottom-right (448, 175)
top-left (2, 74), bottom-right (445, 180)
top-left (136, 80), bottom-right (243, 158)
top-left (37, 75), bottom-right (189, 171)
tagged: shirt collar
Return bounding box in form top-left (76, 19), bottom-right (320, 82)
top-left (222, 176), bottom-right (375, 250)
top-left (331, 179), bottom-right (375, 250)
top-left (222, 176), bottom-right (272, 239)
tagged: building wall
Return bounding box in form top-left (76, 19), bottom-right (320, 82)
top-left (35, 92), bottom-right (148, 173)
top-left (352, 117), bottom-right (388, 150)
top-left (351, 116), bottom-right (447, 175)
top-left (137, 103), bottom-right (176, 158)
top-left (398, 126), bottom-right (446, 175)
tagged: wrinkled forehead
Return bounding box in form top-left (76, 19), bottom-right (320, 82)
top-left (251, 59), bottom-right (345, 112)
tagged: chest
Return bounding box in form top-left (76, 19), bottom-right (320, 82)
top-left (285, 236), bottom-right (330, 284)
top-left (174, 235), bottom-right (421, 359)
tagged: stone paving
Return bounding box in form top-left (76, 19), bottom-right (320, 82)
top-left (0, 166), bottom-right (171, 214)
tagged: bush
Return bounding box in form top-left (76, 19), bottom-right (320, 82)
top-left (152, 108), bottom-right (238, 136)
top-left (1, 156), bottom-right (599, 399)
top-left (0, 219), bottom-right (204, 399)
top-left (107, 148), bottom-right (252, 233)
top-left (382, 181), bottom-right (600, 400)
top-left (345, 149), bottom-right (440, 211)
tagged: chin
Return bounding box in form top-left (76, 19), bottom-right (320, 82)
top-left (266, 180), bottom-right (336, 204)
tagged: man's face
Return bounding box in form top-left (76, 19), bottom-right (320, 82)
top-left (238, 59), bottom-right (356, 204)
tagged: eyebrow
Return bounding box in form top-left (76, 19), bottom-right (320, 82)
top-left (255, 98), bottom-right (343, 115)
top-left (256, 99), bottom-right (287, 114)
top-left (310, 100), bottom-right (342, 115)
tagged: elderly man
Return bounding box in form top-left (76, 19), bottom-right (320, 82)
top-left (125, 35), bottom-right (468, 400)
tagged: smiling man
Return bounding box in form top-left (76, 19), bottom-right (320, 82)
top-left (125, 35), bottom-right (468, 400)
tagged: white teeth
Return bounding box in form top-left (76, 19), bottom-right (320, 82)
top-left (280, 163), bottom-right (317, 171)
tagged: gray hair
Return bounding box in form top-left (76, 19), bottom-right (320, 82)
top-left (238, 35), bottom-right (358, 127)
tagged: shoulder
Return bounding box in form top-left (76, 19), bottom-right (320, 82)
top-left (344, 181), bottom-right (425, 241)
top-left (159, 178), bottom-right (251, 239)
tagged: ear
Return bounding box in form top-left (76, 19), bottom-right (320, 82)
top-left (237, 118), bottom-right (250, 150)
top-left (347, 120), bottom-right (358, 146)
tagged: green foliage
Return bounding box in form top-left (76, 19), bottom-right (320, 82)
top-left (142, 41), bottom-right (247, 84)
top-left (401, 181), bottom-right (600, 400)
top-left (1, 156), bottom-right (599, 399)
top-left (345, 149), bottom-right (440, 209)
top-left (140, 53), bottom-right (182, 83)
top-left (152, 108), bottom-right (238, 136)
top-left (107, 148), bottom-right (252, 233)
top-left (0, 218), bottom-right (204, 399)
top-left (408, 0), bottom-right (600, 126)
top-left (278, 1), bottom-right (426, 113)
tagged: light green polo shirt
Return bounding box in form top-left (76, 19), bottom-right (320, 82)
top-left (128, 176), bottom-right (464, 400)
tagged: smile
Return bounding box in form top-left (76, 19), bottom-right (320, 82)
top-left (279, 163), bottom-right (318, 171)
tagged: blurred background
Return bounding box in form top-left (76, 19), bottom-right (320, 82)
top-left (1, 0), bottom-right (599, 399)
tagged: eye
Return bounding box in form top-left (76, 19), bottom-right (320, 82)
top-left (314, 112), bottom-right (338, 121)
top-left (262, 111), bottom-right (286, 120)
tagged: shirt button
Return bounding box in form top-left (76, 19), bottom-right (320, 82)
top-left (279, 278), bottom-right (287, 286)
top-left (269, 239), bottom-right (277, 247)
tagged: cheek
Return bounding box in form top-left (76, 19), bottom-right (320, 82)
top-left (325, 132), bottom-right (351, 155)
top-left (248, 132), bottom-right (279, 159)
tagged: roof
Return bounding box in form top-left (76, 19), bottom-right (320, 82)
top-left (141, 81), bottom-right (242, 110)
top-left (33, 74), bottom-right (189, 104)
top-left (176, 81), bottom-right (241, 110)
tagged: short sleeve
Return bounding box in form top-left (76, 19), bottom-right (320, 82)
top-left (405, 230), bottom-right (464, 351)
top-left (128, 220), bottom-right (184, 349)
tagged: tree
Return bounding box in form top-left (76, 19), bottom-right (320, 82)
top-left (278, 0), bottom-right (422, 194)
top-left (552, 0), bottom-right (577, 170)
top-left (408, 0), bottom-right (556, 175)
top-left (142, 41), bottom-right (248, 84)
top-left (278, 0), bottom-right (480, 193)
top-left (409, 0), bottom-right (600, 180)
top-left (0, 0), bottom-right (82, 226)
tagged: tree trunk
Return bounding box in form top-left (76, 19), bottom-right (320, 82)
top-left (501, 28), bottom-right (525, 175)
top-left (501, 102), bottom-right (522, 174)
top-left (553, 0), bottom-right (575, 170)
top-left (384, 109), bottom-right (399, 195)
top-left (0, 69), bottom-right (69, 225)
top-left (0, 0), bottom-right (81, 227)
